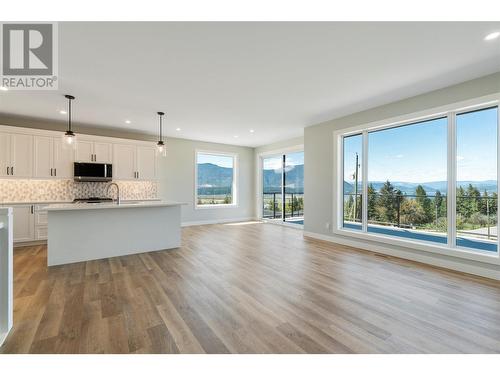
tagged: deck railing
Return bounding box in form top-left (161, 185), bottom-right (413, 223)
top-left (263, 192), bottom-right (304, 219)
top-left (343, 193), bottom-right (497, 240)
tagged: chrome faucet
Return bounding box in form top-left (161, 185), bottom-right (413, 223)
top-left (106, 182), bottom-right (121, 205)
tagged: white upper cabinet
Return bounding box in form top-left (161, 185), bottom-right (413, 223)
top-left (0, 126), bottom-right (157, 181)
top-left (75, 140), bottom-right (93, 162)
top-left (0, 132), bottom-right (33, 178)
top-left (34, 136), bottom-right (53, 178)
top-left (0, 132), bottom-right (10, 177)
top-left (113, 144), bottom-right (136, 180)
top-left (53, 140), bottom-right (75, 179)
top-left (94, 142), bottom-right (113, 163)
top-left (113, 144), bottom-right (157, 180)
top-left (76, 140), bottom-right (112, 163)
top-left (34, 136), bottom-right (74, 179)
top-left (136, 146), bottom-right (157, 180)
top-left (11, 134), bottom-right (33, 178)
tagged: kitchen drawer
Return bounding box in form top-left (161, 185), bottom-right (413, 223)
top-left (35, 210), bottom-right (48, 226)
top-left (35, 225), bottom-right (48, 240)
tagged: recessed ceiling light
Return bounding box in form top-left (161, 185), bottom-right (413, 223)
top-left (125, 120), bottom-right (131, 124)
top-left (176, 127), bottom-right (181, 131)
top-left (234, 135), bottom-right (239, 138)
top-left (249, 129), bottom-right (255, 133)
top-left (59, 110), bottom-right (67, 115)
top-left (0, 86), bottom-right (8, 91)
top-left (484, 31), bottom-right (500, 41)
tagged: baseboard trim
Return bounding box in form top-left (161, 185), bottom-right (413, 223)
top-left (181, 217), bottom-right (257, 227)
top-left (14, 240), bottom-right (46, 248)
top-left (303, 231), bottom-right (500, 281)
top-left (0, 331), bottom-right (9, 347)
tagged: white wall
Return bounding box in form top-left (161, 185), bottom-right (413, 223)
top-left (254, 136), bottom-right (304, 155)
top-left (157, 137), bottom-right (255, 225)
top-left (304, 71), bottom-right (500, 279)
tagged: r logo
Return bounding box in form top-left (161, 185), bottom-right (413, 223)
top-left (2, 23), bottom-right (53, 76)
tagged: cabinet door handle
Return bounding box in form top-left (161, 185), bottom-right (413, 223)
top-left (137, 171), bottom-right (139, 179)
top-left (31, 205), bottom-right (34, 214)
top-left (50, 168), bottom-right (53, 176)
top-left (10, 166), bottom-right (13, 175)
top-left (6, 166), bottom-right (9, 175)
top-left (54, 168), bottom-right (57, 176)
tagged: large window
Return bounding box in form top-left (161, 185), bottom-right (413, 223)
top-left (456, 107), bottom-right (498, 252)
top-left (196, 151), bottom-right (237, 207)
top-left (339, 104), bottom-right (499, 256)
top-left (367, 117), bottom-right (448, 244)
top-left (343, 134), bottom-right (363, 230)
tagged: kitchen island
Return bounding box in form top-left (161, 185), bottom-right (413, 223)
top-left (46, 201), bottom-right (185, 266)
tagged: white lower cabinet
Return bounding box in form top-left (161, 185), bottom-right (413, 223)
top-left (12, 205), bottom-right (35, 243)
top-left (4, 204), bottom-right (48, 243)
top-left (35, 226), bottom-right (48, 241)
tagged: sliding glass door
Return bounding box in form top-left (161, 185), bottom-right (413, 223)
top-left (262, 155), bottom-right (283, 220)
top-left (262, 151), bottom-right (304, 225)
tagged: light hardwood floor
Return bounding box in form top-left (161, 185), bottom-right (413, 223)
top-left (1, 222), bottom-right (500, 354)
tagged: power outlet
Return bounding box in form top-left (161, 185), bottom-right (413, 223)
top-left (325, 222), bottom-right (331, 230)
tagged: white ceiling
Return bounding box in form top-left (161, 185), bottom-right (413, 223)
top-left (1, 22), bottom-right (499, 147)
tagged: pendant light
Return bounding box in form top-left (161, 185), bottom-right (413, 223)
top-left (156, 111), bottom-right (166, 156)
top-left (63, 94), bottom-right (76, 146)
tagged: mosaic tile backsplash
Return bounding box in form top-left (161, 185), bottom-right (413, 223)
top-left (0, 179), bottom-right (158, 203)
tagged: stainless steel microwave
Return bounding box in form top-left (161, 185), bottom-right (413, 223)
top-left (74, 162), bottom-right (112, 182)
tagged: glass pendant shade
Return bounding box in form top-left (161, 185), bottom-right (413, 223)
top-left (156, 112), bottom-right (167, 157)
top-left (62, 94), bottom-right (76, 149)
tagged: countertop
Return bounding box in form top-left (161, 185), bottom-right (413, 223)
top-left (45, 200), bottom-right (186, 211)
top-left (0, 198), bottom-right (161, 206)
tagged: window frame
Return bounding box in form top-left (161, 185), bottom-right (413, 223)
top-left (334, 94), bottom-right (500, 265)
top-left (194, 149), bottom-right (238, 209)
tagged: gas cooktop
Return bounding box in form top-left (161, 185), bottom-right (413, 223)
top-left (73, 197), bottom-right (113, 203)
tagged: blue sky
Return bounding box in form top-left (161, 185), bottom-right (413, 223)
top-left (344, 107), bottom-right (498, 184)
top-left (197, 153), bottom-right (234, 168)
top-left (263, 151), bottom-right (304, 172)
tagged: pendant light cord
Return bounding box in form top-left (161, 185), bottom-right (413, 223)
top-left (157, 111), bottom-right (165, 143)
top-left (68, 97), bottom-right (72, 132)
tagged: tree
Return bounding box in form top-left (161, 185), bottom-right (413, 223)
top-left (376, 181), bottom-right (399, 225)
top-left (456, 186), bottom-right (467, 217)
top-left (415, 185), bottom-right (433, 222)
top-left (400, 199), bottom-right (427, 226)
top-left (367, 184), bottom-right (377, 222)
top-left (434, 190), bottom-right (446, 219)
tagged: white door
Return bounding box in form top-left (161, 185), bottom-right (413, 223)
top-left (113, 144), bottom-right (136, 180)
top-left (53, 138), bottom-right (74, 178)
top-left (34, 136), bottom-right (53, 178)
top-left (94, 142), bottom-right (113, 163)
top-left (136, 146), bottom-right (156, 180)
top-left (0, 133), bottom-right (10, 177)
top-left (75, 140), bottom-right (93, 162)
top-left (12, 205), bottom-right (35, 242)
top-left (10, 134), bottom-right (33, 178)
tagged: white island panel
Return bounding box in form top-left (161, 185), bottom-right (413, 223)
top-left (47, 202), bottom-right (183, 266)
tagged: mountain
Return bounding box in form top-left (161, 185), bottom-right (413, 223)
top-left (344, 180), bottom-right (498, 195)
top-left (197, 163), bottom-right (233, 195)
top-left (263, 164), bottom-right (304, 193)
